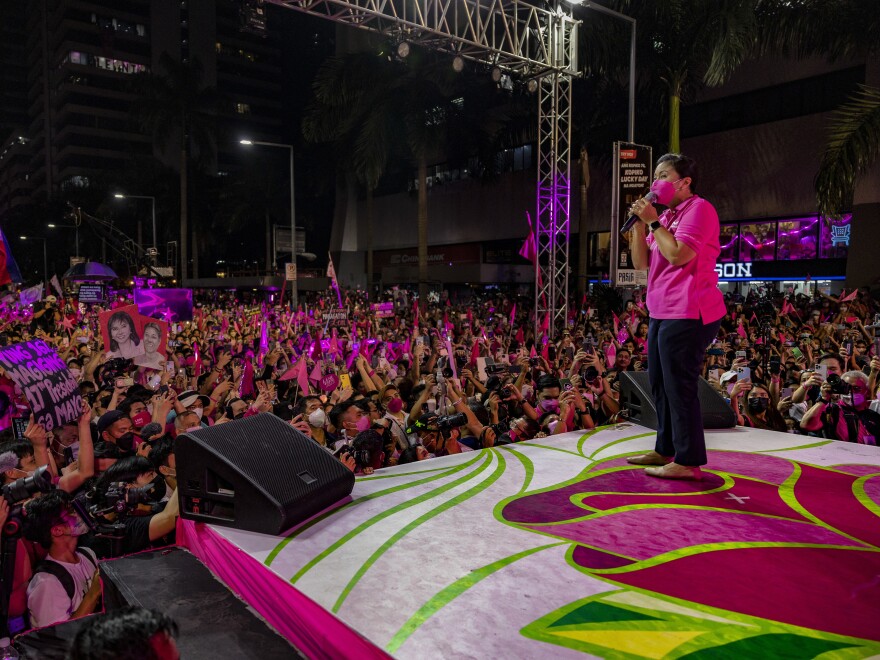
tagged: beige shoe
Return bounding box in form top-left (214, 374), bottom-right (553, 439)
top-left (626, 451), bottom-right (673, 466)
top-left (644, 463), bottom-right (703, 480)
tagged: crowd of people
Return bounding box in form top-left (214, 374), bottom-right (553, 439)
top-left (1, 281), bottom-right (879, 638)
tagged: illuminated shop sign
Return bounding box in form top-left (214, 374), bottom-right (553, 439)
top-left (715, 262), bottom-right (752, 279)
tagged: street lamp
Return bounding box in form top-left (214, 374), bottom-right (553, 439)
top-left (240, 138), bottom-right (296, 305)
top-left (565, 0), bottom-right (636, 142)
top-left (113, 193), bottom-right (157, 252)
top-left (47, 222), bottom-right (79, 258)
top-left (20, 236), bottom-right (48, 284)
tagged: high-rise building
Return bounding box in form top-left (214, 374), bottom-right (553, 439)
top-left (0, 0), bottom-right (285, 208)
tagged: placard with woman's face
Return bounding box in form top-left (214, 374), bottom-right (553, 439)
top-left (134, 317), bottom-right (169, 370)
top-left (99, 305), bottom-right (145, 360)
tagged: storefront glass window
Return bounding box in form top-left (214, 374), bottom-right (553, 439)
top-left (718, 224), bottom-right (739, 262)
top-left (739, 222), bottom-right (776, 261)
top-left (819, 215), bottom-right (851, 259)
top-left (777, 217), bottom-right (818, 260)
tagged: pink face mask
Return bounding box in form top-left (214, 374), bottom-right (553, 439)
top-left (650, 178), bottom-right (678, 206)
top-left (386, 397), bottom-right (404, 414)
top-left (131, 411), bottom-right (152, 429)
top-left (356, 416), bottom-right (371, 432)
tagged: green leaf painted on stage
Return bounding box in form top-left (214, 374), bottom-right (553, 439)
top-left (549, 601), bottom-right (660, 628)
top-left (678, 633), bottom-right (856, 659)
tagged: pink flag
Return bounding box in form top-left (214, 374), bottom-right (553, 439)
top-left (296, 358), bottom-right (310, 395)
top-left (529, 344), bottom-right (538, 359)
top-left (309, 360), bottom-right (323, 383)
top-left (606, 342), bottom-right (616, 369)
top-left (515, 327), bottom-right (524, 343)
top-left (509, 304), bottom-right (516, 326)
top-left (613, 313), bottom-right (620, 335)
top-left (519, 227), bottom-right (537, 263)
top-left (737, 324), bottom-right (747, 338)
top-left (470, 339), bottom-right (480, 365)
top-left (841, 289), bottom-right (858, 302)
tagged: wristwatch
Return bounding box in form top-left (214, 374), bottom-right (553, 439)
top-left (648, 220), bottom-right (662, 233)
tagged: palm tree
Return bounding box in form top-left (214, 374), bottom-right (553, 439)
top-left (305, 50), bottom-right (521, 308)
top-left (131, 54), bottom-right (222, 281)
top-left (757, 0), bottom-right (880, 217)
top-left (582, 1), bottom-right (759, 152)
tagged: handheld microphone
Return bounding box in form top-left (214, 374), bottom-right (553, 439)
top-left (620, 192), bottom-right (657, 235)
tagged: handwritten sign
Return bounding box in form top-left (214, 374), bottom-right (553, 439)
top-left (0, 340), bottom-right (82, 431)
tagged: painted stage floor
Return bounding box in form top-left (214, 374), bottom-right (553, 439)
top-left (207, 424), bottom-right (880, 658)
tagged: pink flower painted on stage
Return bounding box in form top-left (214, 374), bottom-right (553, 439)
top-left (501, 451), bottom-right (880, 642)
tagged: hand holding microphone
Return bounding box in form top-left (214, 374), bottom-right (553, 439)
top-left (621, 192), bottom-right (658, 235)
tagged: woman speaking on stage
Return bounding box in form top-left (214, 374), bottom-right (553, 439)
top-left (626, 153), bottom-right (726, 480)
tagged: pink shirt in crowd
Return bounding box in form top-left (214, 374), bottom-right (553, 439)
top-left (645, 195), bottom-right (726, 322)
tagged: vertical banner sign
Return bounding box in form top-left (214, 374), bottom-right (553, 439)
top-left (610, 142), bottom-right (652, 287)
top-left (0, 340), bottom-right (83, 430)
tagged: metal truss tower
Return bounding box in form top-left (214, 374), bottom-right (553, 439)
top-left (267, 0), bottom-right (579, 337)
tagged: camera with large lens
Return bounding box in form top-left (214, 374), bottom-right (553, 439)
top-left (1, 465), bottom-right (55, 537)
top-left (2, 465), bottom-right (54, 506)
top-left (499, 386), bottom-right (512, 399)
top-left (90, 481), bottom-right (158, 518)
top-left (826, 373), bottom-right (851, 395)
top-left (435, 413), bottom-right (467, 431)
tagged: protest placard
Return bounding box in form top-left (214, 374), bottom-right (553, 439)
top-left (369, 302), bottom-right (394, 318)
top-left (322, 309), bottom-right (348, 327)
top-left (99, 305), bottom-right (145, 360)
top-left (134, 317), bottom-right (169, 370)
top-left (0, 340), bottom-right (82, 431)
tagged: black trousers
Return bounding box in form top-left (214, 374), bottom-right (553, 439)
top-left (647, 317), bottom-right (722, 466)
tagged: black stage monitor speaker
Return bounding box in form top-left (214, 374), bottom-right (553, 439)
top-left (176, 413), bottom-right (354, 535)
top-left (618, 371), bottom-right (737, 430)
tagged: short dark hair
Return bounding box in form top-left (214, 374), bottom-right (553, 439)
top-left (656, 153), bottom-right (699, 193)
top-left (295, 395), bottom-right (322, 417)
top-left (96, 456), bottom-right (154, 494)
top-left (148, 436), bottom-right (174, 471)
top-left (68, 606), bottom-right (179, 660)
top-left (536, 375), bottom-right (561, 393)
top-left (23, 489), bottom-right (70, 549)
top-left (818, 353), bottom-right (845, 372)
top-left (0, 440), bottom-right (35, 465)
top-left (329, 399), bottom-right (360, 429)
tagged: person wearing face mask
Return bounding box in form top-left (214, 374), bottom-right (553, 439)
top-left (379, 385), bottom-right (414, 451)
top-left (296, 395), bottom-right (330, 447)
top-left (800, 371), bottom-right (880, 444)
top-left (95, 410), bottom-right (137, 459)
top-left (121, 398), bottom-right (153, 433)
top-left (328, 399), bottom-right (370, 450)
top-left (171, 390), bottom-right (211, 429)
top-left (627, 153), bottom-right (726, 480)
top-left (733, 383), bottom-right (788, 432)
top-left (23, 490), bottom-right (102, 628)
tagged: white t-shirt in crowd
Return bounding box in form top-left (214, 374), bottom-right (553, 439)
top-left (27, 547), bottom-right (97, 628)
top-left (870, 399), bottom-right (880, 415)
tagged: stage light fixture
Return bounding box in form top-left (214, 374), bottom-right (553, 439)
top-left (397, 41), bottom-right (411, 58)
top-left (452, 56), bottom-right (464, 72)
top-left (490, 66), bottom-right (502, 83)
top-left (526, 79), bottom-right (539, 93)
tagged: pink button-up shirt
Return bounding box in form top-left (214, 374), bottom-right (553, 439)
top-left (645, 196), bottom-right (726, 322)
